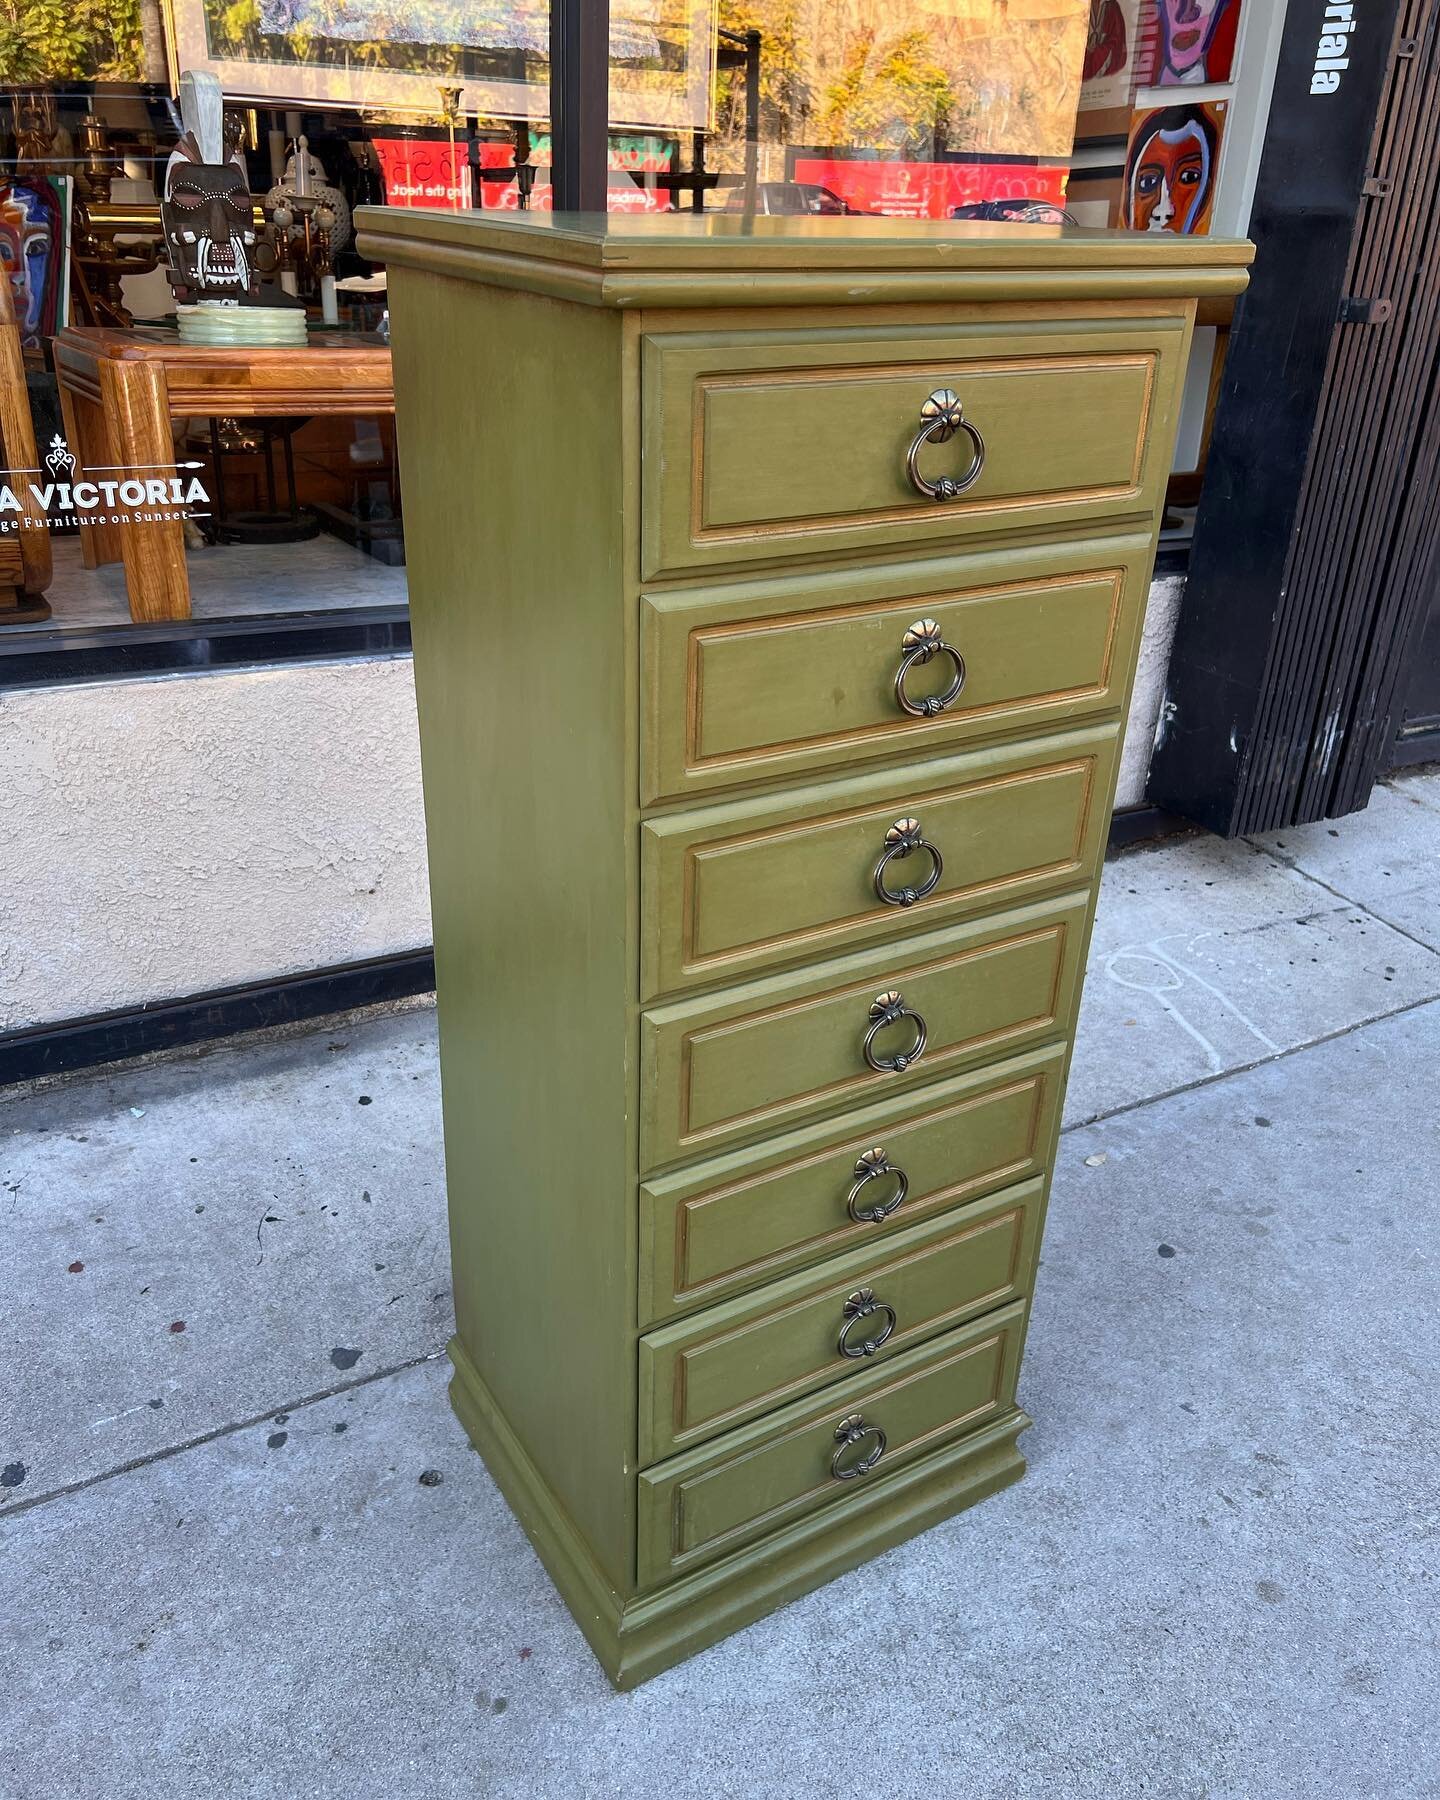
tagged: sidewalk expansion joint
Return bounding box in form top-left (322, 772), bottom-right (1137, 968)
top-left (1061, 990), bottom-right (1440, 1137)
top-left (0, 1348), bottom-right (449, 1523)
top-left (1241, 834), bottom-right (1440, 962)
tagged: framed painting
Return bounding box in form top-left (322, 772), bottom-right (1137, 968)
top-left (1075, 0), bottom-right (1144, 142)
top-left (1065, 159), bottom-right (1124, 226)
top-left (162, 0), bottom-right (717, 129)
top-left (1120, 99), bottom-right (1227, 234)
top-left (1134, 0), bottom-right (1241, 86)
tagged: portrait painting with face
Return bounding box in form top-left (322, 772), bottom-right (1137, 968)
top-left (1136, 0), bottom-right (1239, 85)
top-left (0, 178), bottom-right (65, 349)
top-left (1121, 101), bottom-right (1224, 235)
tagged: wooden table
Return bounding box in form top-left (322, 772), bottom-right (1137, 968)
top-left (52, 326), bottom-right (394, 622)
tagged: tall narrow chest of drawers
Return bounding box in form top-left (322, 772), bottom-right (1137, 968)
top-left (362, 210), bottom-right (1252, 1689)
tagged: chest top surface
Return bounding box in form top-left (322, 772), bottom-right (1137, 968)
top-left (356, 210), bottom-right (1253, 310)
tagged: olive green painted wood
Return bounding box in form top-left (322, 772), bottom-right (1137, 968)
top-left (450, 1328), bottom-right (1028, 1688)
top-left (639, 1042), bottom-right (1066, 1325)
top-left (641, 723), bottom-right (1117, 1000)
top-left (370, 211), bottom-right (1252, 1689)
top-left (641, 316), bottom-right (1185, 577)
top-left (636, 1301), bottom-right (1027, 1586)
top-left (640, 534), bottom-right (1154, 804)
top-left (385, 268), bottom-right (639, 1594)
top-left (641, 890), bottom-right (1090, 1169)
top-left (357, 209), bottom-right (1254, 313)
top-left (638, 1180), bottom-right (1040, 1463)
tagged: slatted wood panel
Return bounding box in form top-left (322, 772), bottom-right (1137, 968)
top-left (1236, 0), bottom-right (1440, 829)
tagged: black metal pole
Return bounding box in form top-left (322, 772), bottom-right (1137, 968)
top-left (744, 27), bottom-right (760, 194)
top-left (550, 0), bottom-right (611, 212)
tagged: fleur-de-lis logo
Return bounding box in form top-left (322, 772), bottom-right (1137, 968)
top-left (45, 434), bottom-right (76, 480)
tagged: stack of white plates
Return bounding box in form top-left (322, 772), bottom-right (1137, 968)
top-left (177, 304), bottom-right (310, 348)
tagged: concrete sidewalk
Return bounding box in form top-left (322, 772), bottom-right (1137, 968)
top-left (4, 770), bottom-right (1439, 1799)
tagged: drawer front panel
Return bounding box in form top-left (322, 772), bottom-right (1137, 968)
top-left (640, 317), bottom-right (1186, 578)
top-left (638, 1180), bottom-right (1040, 1463)
top-left (637, 1301), bottom-right (1027, 1586)
top-left (641, 537), bottom-right (1153, 804)
top-left (641, 724), bottom-right (1116, 999)
top-left (640, 892), bottom-right (1088, 1170)
top-left (639, 1044), bottom-right (1065, 1325)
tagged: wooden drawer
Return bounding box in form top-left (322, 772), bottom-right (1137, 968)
top-left (640, 315), bottom-right (1186, 579)
top-left (637, 1300), bottom-right (1027, 1585)
top-left (640, 890), bottom-right (1088, 1170)
top-left (641, 723), bottom-right (1116, 1000)
top-left (640, 536), bottom-right (1153, 805)
top-left (638, 1180), bottom-right (1039, 1463)
top-left (639, 1043), bottom-right (1064, 1326)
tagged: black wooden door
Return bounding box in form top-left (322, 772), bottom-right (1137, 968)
top-left (1390, 571), bottom-right (1440, 764)
top-left (1151, 0), bottom-right (1440, 830)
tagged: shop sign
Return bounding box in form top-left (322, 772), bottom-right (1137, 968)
top-left (1311, 0), bottom-right (1358, 92)
top-left (0, 434), bottom-right (209, 533)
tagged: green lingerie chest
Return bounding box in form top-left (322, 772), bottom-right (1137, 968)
top-left (356, 210), bottom-right (1252, 1688)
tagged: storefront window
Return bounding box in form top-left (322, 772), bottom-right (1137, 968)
top-left (0, 6), bottom-right (552, 646)
top-left (1, 0), bottom-right (1254, 650)
top-left (603, 0), bottom-right (1087, 223)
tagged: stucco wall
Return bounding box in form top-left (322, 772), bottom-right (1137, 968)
top-left (1117, 571), bottom-right (1187, 810)
top-left (0, 656), bottom-right (431, 1032)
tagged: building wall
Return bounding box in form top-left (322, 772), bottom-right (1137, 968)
top-left (3, 576), bottom-right (1177, 1034)
top-left (0, 656), bottom-right (431, 1033)
top-left (1117, 571), bottom-right (1187, 809)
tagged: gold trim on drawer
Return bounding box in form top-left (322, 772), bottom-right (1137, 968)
top-left (639, 895), bottom-right (1087, 1171)
top-left (638, 727), bottom-right (1114, 1000)
top-left (638, 535), bottom-right (1159, 805)
top-left (686, 569), bottom-right (1124, 779)
top-left (639, 1182), bottom-right (1040, 1463)
top-left (681, 927), bottom-right (1061, 1145)
top-left (638, 1044), bottom-right (1066, 1326)
top-left (640, 315), bottom-right (1193, 579)
top-left (637, 1301), bottom-right (1028, 1586)
top-left (688, 352), bottom-right (1158, 548)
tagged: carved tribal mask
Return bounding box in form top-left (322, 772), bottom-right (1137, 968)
top-left (161, 133), bottom-right (258, 302)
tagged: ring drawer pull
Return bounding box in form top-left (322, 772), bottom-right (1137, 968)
top-left (838, 1287), bottom-right (897, 1359)
top-left (846, 1146), bottom-right (909, 1224)
top-left (862, 989), bottom-right (928, 1074)
top-left (831, 1411), bottom-right (887, 1481)
top-left (894, 618), bottom-right (967, 718)
top-left (905, 387), bottom-right (985, 502)
top-left (873, 815), bottom-right (943, 908)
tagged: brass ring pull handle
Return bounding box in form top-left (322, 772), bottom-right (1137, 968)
top-left (873, 816), bottom-right (943, 909)
top-left (862, 989), bottom-right (928, 1074)
top-left (838, 1287), bottom-right (897, 1359)
top-left (894, 618), bottom-right (967, 718)
top-left (905, 388), bottom-right (985, 501)
top-left (846, 1147), bottom-right (909, 1224)
top-left (831, 1411), bottom-right (887, 1481)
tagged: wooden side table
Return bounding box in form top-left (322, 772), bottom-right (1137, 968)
top-left (52, 327), bottom-right (394, 622)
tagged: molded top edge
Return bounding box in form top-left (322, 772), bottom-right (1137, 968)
top-left (355, 208), bottom-right (1253, 306)
top-left (358, 206), bottom-right (1253, 271)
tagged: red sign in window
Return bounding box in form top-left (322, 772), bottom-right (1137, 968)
top-left (792, 158), bottom-right (1067, 220)
top-left (373, 139), bottom-right (470, 211)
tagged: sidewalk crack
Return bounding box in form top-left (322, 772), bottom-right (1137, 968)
top-left (0, 1348), bottom-right (448, 1523)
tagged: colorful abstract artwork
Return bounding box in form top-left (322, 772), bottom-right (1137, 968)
top-left (1121, 100), bottom-right (1225, 233)
top-left (1075, 0), bottom-right (1144, 140)
top-left (0, 177), bottom-right (68, 349)
top-left (1135, 0), bottom-right (1240, 86)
